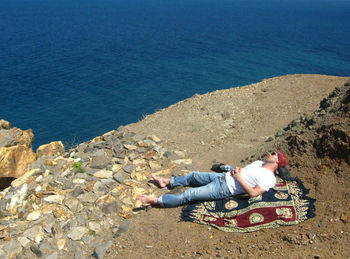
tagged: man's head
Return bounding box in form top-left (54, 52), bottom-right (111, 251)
top-left (265, 151), bottom-right (287, 169)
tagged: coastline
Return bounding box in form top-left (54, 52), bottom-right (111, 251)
top-left (1, 73), bottom-right (349, 258)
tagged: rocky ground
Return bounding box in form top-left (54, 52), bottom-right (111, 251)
top-left (0, 74), bottom-right (349, 258)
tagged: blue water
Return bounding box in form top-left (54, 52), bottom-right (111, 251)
top-left (1, 0), bottom-right (349, 149)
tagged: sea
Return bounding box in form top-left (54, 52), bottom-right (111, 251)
top-left (1, 0), bottom-right (349, 149)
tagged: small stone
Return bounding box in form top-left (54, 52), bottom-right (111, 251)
top-left (112, 164), bottom-right (123, 172)
top-left (43, 195), bottom-right (64, 204)
top-left (30, 244), bottom-right (43, 258)
top-left (70, 186), bottom-right (84, 198)
top-left (149, 135), bottom-right (161, 143)
top-left (123, 164), bottom-right (136, 174)
top-left (72, 178), bottom-right (86, 184)
top-left (35, 175), bottom-right (43, 182)
top-left (26, 211), bottom-right (41, 221)
top-left (93, 169), bottom-right (113, 179)
top-left (89, 154), bottom-right (111, 169)
top-left (43, 220), bottom-right (54, 233)
top-left (113, 171), bottom-right (125, 183)
top-left (67, 227), bottom-right (88, 241)
top-left (124, 144), bottom-right (137, 150)
top-left (23, 225), bottom-right (44, 244)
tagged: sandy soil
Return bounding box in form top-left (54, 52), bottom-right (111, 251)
top-left (105, 74), bottom-right (350, 258)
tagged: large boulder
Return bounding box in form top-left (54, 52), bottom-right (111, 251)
top-left (36, 141), bottom-right (65, 158)
top-left (0, 145), bottom-right (37, 178)
top-left (0, 127), bottom-right (34, 148)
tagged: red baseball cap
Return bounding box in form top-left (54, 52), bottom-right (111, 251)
top-left (276, 151), bottom-right (287, 168)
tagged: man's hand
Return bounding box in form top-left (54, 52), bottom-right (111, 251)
top-left (232, 167), bottom-right (243, 180)
top-left (232, 167), bottom-right (266, 197)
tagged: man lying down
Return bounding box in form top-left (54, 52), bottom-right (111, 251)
top-left (138, 151), bottom-right (288, 208)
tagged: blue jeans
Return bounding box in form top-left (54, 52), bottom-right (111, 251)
top-left (158, 172), bottom-right (231, 207)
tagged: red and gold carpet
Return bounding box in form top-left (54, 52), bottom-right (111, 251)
top-left (181, 178), bottom-right (315, 232)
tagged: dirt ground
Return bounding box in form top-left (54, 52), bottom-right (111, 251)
top-left (105, 74), bottom-right (350, 258)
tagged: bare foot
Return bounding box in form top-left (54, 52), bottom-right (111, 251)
top-left (138, 195), bottom-right (159, 205)
top-left (151, 173), bottom-right (170, 188)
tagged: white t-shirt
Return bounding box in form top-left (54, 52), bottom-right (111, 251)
top-left (225, 160), bottom-right (276, 195)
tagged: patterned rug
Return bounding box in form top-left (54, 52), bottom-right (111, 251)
top-left (181, 177), bottom-right (315, 232)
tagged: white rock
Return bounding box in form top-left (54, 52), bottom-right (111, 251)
top-left (35, 175), bottom-right (43, 182)
top-left (26, 211), bottom-right (41, 221)
top-left (43, 195), bottom-right (64, 204)
top-left (74, 157), bottom-right (81, 163)
top-left (94, 169), bottom-right (113, 179)
top-left (35, 185), bottom-right (42, 192)
top-left (150, 135), bottom-right (161, 142)
top-left (89, 222), bottom-right (101, 233)
top-left (173, 159), bottom-right (192, 165)
top-left (72, 179), bottom-right (86, 184)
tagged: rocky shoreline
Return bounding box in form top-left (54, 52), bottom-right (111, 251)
top-left (0, 123), bottom-right (195, 258)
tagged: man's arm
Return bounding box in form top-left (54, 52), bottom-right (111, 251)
top-left (232, 167), bottom-right (266, 197)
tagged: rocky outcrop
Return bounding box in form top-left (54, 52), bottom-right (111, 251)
top-left (0, 145), bottom-right (37, 178)
top-left (0, 120), bottom-right (36, 178)
top-left (0, 129), bottom-right (191, 258)
top-left (0, 127), bottom-right (34, 148)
